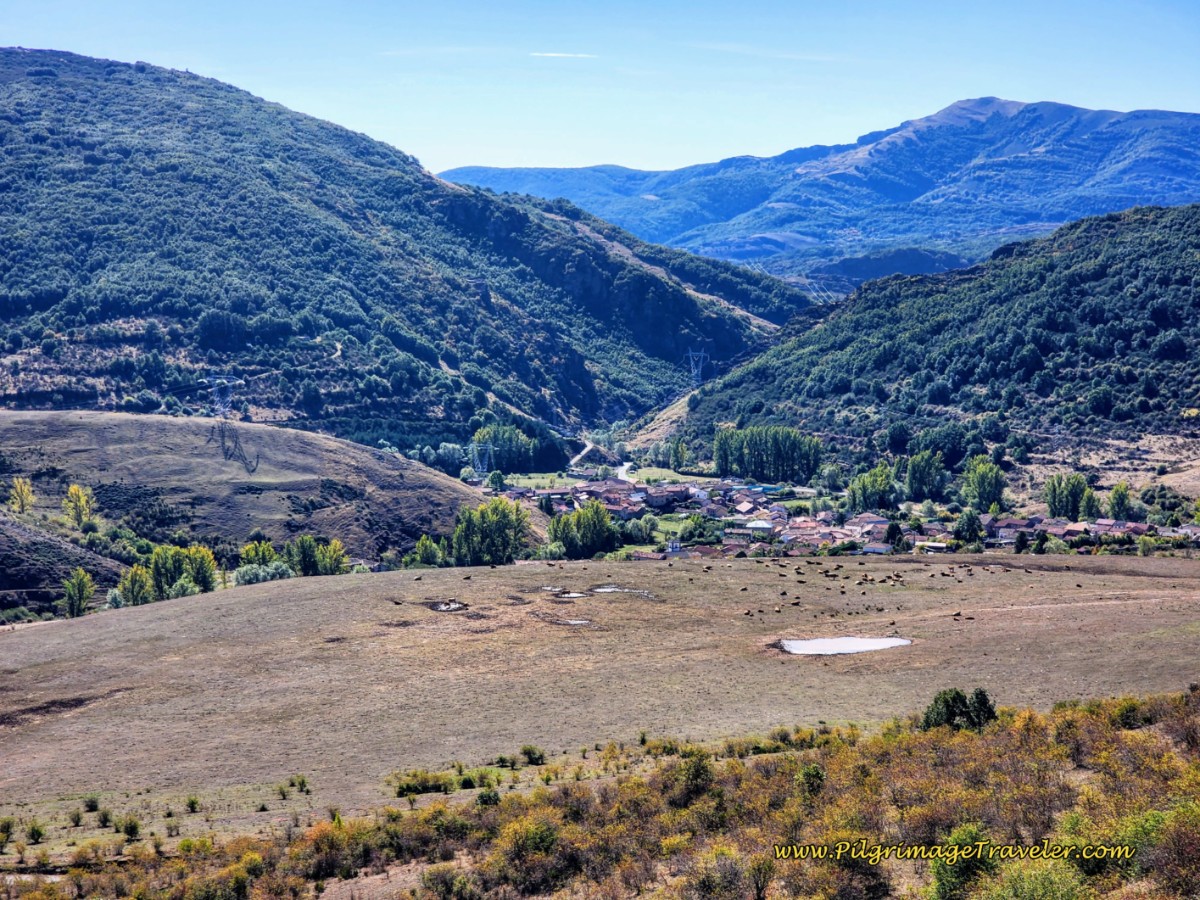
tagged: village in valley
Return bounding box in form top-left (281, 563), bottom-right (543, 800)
top-left (491, 466), bottom-right (1193, 561)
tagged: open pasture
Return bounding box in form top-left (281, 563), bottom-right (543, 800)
top-left (2, 553), bottom-right (1198, 841)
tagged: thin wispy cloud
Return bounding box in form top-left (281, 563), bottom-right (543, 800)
top-left (530, 52), bottom-right (598, 59)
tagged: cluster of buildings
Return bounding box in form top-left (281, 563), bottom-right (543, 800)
top-left (502, 476), bottom-right (789, 523)
top-left (979, 514), bottom-right (1198, 547)
top-left (498, 474), bottom-right (1196, 560)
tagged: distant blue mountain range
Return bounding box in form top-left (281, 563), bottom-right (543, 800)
top-left (444, 98), bottom-right (1200, 284)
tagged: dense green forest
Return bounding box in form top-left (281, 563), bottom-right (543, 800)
top-left (445, 98), bottom-right (1200, 280)
top-left (676, 205), bottom-right (1200, 465)
top-left (0, 49), bottom-right (808, 452)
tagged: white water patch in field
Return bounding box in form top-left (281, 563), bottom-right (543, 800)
top-left (592, 585), bottom-right (649, 595)
top-left (557, 592), bottom-right (586, 598)
top-left (564, 619), bottom-right (591, 626)
top-left (425, 600), bottom-right (466, 612)
top-left (779, 637), bottom-right (910, 656)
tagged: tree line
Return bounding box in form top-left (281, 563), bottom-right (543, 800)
top-left (713, 426), bottom-right (823, 483)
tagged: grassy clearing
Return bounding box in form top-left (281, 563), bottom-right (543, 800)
top-left (500, 472), bottom-right (570, 489)
top-left (628, 466), bottom-right (718, 484)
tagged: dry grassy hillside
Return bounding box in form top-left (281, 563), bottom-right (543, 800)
top-left (2, 553), bottom-right (1198, 836)
top-left (0, 410), bottom-right (483, 560)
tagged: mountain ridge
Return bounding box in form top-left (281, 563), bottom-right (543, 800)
top-left (0, 47), bottom-right (808, 453)
top-left (443, 97), bottom-right (1200, 282)
top-left (667, 204), bottom-right (1200, 465)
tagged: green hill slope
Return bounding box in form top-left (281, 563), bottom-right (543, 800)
top-left (0, 48), bottom-right (807, 451)
top-left (673, 205), bottom-right (1200, 461)
top-left (445, 98), bottom-right (1200, 282)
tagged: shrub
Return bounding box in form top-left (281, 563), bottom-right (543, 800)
top-left (972, 859), bottom-right (1088, 899)
top-left (186, 795), bottom-right (200, 813)
top-left (476, 788), bottom-right (500, 807)
top-left (26, 820), bottom-right (45, 844)
top-left (83, 796), bottom-right (100, 813)
top-left (121, 816), bottom-right (140, 840)
top-left (485, 811), bottom-right (564, 894)
top-left (1148, 802), bottom-right (1200, 897)
top-left (234, 560), bottom-right (294, 585)
top-left (797, 762), bottom-right (825, 799)
top-left (422, 862), bottom-right (481, 900)
top-left (931, 823), bottom-right (997, 900)
top-left (1110, 697), bottom-right (1146, 729)
top-left (520, 744), bottom-right (546, 766)
top-left (458, 769), bottom-right (497, 791)
top-left (392, 769), bottom-right (458, 797)
top-left (97, 808), bottom-right (112, 827)
top-left (68, 809), bottom-right (83, 827)
top-left (682, 844), bottom-right (746, 899)
top-left (167, 575), bottom-right (201, 598)
top-left (241, 851), bottom-right (266, 878)
top-left (922, 687), bottom-right (997, 731)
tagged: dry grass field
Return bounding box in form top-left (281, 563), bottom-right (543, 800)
top-left (0, 410), bottom-right (483, 559)
top-left (2, 553), bottom-right (1199, 853)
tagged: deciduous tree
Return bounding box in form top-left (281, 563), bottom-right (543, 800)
top-left (1108, 481), bottom-right (1132, 520)
top-left (62, 483), bottom-right (95, 528)
top-left (962, 455), bottom-right (1005, 511)
top-left (452, 497), bottom-right (529, 566)
top-left (316, 539), bottom-right (348, 575)
top-left (905, 450), bottom-right (945, 502)
top-left (7, 476), bottom-right (34, 513)
top-left (61, 567), bottom-right (94, 618)
top-left (150, 545), bottom-right (186, 600)
top-left (118, 564), bottom-right (153, 606)
top-left (185, 545), bottom-right (218, 592)
top-left (240, 540), bottom-right (277, 566)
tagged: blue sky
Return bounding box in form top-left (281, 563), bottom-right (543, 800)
top-left (4, 0), bottom-right (1199, 172)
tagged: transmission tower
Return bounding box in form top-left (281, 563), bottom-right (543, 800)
top-left (686, 348), bottom-right (710, 388)
top-left (202, 376), bottom-right (244, 419)
top-left (200, 375), bottom-right (258, 473)
top-left (466, 442), bottom-right (497, 473)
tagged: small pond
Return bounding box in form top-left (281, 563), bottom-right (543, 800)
top-left (778, 637), bottom-right (910, 656)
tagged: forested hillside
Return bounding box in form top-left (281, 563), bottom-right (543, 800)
top-left (674, 205), bottom-right (1200, 462)
top-left (446, 98), bottom-right (1200, 282)
top-left (0, 48), bottom-right (808, 452)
